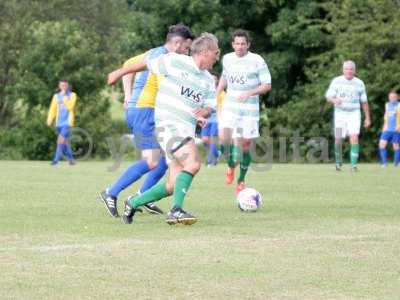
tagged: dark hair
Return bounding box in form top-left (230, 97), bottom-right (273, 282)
top-left (232, 29), bottom-right (250, 43)
top-left (166, 24), bottom-right (195, 41)
top-left (59, 79), bottom-right (68, 83)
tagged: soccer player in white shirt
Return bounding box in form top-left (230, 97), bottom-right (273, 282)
top-left (107, 33), bottom-right (219, 225)
top-left (216, 29), bottom-right (271, 194)
top-left (326, 60), bottom-right (371, 171)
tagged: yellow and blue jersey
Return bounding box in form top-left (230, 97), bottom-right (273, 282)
top-left (123, 46), bottom-right (168, 109)
top-left (383, 101), bottom-right (400, 132)
top-left (208, 91), bottom-right (225, 122)
top-left (47, 91), bottom-right (77, 127)
top-left (217, 91), bottom-right (225, 118)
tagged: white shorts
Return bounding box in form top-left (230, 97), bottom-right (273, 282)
top-left (155, 122), bottom-right (194, 164)
top-left (334, 111), bottom-right (361, 138)
top-left (219, 110), bottom-right (259, 139)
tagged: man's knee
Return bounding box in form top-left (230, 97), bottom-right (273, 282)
top-left (57, 135), bottom-right (66, 144)
top-left (185, 160), bottom-right (201, 175)
top-left (350, 135), bottom-right (359, 144)
top-left (142, 150), bottom-right (161, 169)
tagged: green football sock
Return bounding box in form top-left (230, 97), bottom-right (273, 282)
top-left (229, 144), bottom-right (240, 168)
top-left (350, 144), bottom-right (359, 166)
top-left (172, 171), bottom-right (193, 209)
top-left (238, 151), bottom-right (251, 183)
top-left (219, 144), bottom-right (235, 168)
top-left (334, 143), bottom-right (342, 165)
top-left (130, 182), bottom-right (169, 208)
top-left (219, 144), bottom-right (226, 156)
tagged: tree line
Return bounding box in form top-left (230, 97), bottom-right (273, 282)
top-left (1, 0), bottom-right (399, 161)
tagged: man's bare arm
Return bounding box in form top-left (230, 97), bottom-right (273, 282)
top-left (237, 83), bottom-right (271, 102)
top-left (122, 74), bottom-right (134, 108)
top-left (108, 61), bottom-right (147, 85)
top-left (362, 102), bottom-right (371, 128)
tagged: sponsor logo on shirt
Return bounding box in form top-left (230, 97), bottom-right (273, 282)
top-left (228, 74), bottom-right (245, 85)
top-left (181, 86), bottom-right (202, 103)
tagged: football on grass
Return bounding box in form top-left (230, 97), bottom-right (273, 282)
top-left (236, 188), bottom-right (263, 212)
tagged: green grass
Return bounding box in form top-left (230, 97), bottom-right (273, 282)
top-left (1, 161), bottom-right (400, 299)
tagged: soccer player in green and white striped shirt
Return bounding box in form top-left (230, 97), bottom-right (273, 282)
top-left (107, 33), bottom-right (220, 225)
top-left (217, 29), bottom-right (271, 194)
top-left (326, 60), bottom-right (371, 171)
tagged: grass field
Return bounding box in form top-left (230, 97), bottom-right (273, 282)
top-left (1, 161), bottom-right (400, 299)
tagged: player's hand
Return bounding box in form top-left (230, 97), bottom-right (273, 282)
top-left (197, 117), bottom-right (208, 128)
top-left (123, 96), bottom-right (130, 109)
top-left (107, 70), bottom-right (122, 85)
top-left (333, 98), bottom-right (343, 106)
top-left (237, 91), bottom-right (252, 102)
top-left (364, 118), bottom-right (371, 129)
top-left (193, 108), bottom-right (211, 118)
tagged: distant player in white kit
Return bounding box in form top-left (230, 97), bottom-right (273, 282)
top-left (326, 60), bottom-right (371, 171)
top-left (217, 29), bottom-right (271, 194)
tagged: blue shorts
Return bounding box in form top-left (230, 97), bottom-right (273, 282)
top-left (201, 122), bottom-right (218, 137)
top-left (56, 126), bottom-right (70, 139)
top-left (125, 107), bottom-right (160, 150)
top-left (380, 131), bottom-right (400, 144)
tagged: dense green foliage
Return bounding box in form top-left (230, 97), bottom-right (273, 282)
top-left (1, 0), bottom-right (399, 161)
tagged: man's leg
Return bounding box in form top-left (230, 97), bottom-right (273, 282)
top-left (62, 141), bottom-right (75, 164)
top-left (123, 160), bottom-right (181, 224)
top-left (139, 155), bottom-right (168, 214)
top-left (236, 139), bottom-right (252, 194)
top-left (139, 155), bottom-right (168, 193)
top-left (393, 143), bottom-right (400, 166)
top-left (202, 136), bottom-right (211, 165)
top-left (207, 123), bottom-right (219, 166)
top-left (208, 142), bottom-right (219, 165)
top-left (100, 146), bottom-right (160, 217)
top-left (201, 124), bottom-right (211, 165)
top-left (379, 137), bottom-right (388, 166)
top-left (107, 159), bottom-right (151, 198)
top-left (235, 116), bottom-right (259, 192)
top-left (219, 127), bottom-right (236, 184)
top-left (52, 134), bottom-right (64, 164)
top-left (166, 139), bottom-right (201, 225)
top-left (59, 125), bottom-right (73, 164)
top-left (123, 168), bottom-right (172, 224)
top-left (333, 122), bottom-right (345, 171)
top-left (350, 134), bottom-right (359, 170)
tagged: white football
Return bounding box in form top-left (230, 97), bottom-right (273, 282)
top-left (236, 188), bottom-right (263, 212)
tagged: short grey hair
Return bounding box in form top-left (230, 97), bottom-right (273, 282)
top-left (190, 32), bottom-right (218, 55)
top-left (343, 60), bottom-right (356, 70)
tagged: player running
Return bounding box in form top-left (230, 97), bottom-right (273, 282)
top-left (107, 33), bottom-right (219, 225)
top-left (99, 24), bottom-right (194, 217)
top-left (216, 29), bottom-right (271, 194)
top-left (326, 60), bottom-right (371, 171)
top-left (378, 90), bottom-right (400, 167)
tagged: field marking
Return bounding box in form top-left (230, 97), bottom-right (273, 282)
top-left (0, 233), bottom-right (394, 253)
